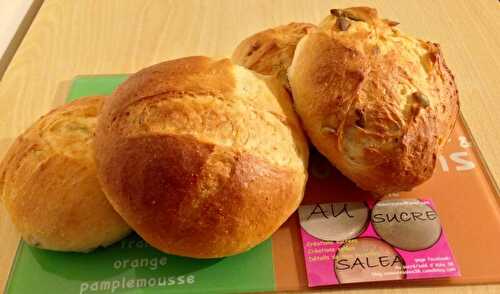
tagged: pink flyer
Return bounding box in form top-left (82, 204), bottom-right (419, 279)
top-left (298, 199), bottom-right (460, 286)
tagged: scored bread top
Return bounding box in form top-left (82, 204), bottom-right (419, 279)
top-left (289, 7), bottom-right (459, 195)
top-left (0, 96), bottom-right (130, 252)
top-left (102, 57), bottom-right (308, 169)
top-left (95, 56), bottom-right (309, 257)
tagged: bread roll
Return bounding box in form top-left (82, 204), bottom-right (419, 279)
top-left (95, 56), bottom-right (309, 258)
top-left (232, 22), bottom-right (315, 89)
top-left (0, 96), bottom-right (131, 252)
top-left (288, 7), bottom-right (459, 195)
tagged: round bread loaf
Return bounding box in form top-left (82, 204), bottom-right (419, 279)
top-left (0, 96), bottom-right (131, 252)
top-left (95, 56), bottom-right (309, 258)
top-left (288, 7), bottom-right (459, 195)
top-left (232, 22), bottom-right (315, 89)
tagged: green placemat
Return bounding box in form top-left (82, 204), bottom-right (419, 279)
top-left (5, 75), bottom-right (276, 294)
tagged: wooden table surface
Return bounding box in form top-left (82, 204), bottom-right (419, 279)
top-left (0, 0), bottom-right (499, 293)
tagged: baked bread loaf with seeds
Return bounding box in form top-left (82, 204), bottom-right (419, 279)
top-left (288, 7), bottom-right (459, 195)
top-left (95, 56), bottom-right (309, 258)
top-left (232, 22), bottom-right (315, 89)
top-left (0, 96), bottom-right (131, 252)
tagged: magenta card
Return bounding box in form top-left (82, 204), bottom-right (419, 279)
top-left (298, 199), bottom-right (460, 287)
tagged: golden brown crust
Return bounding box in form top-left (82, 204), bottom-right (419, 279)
top-left (98, 134), bottom-right (303, 257)
top-left (95, 56), bottom-right (309, 258)
top-left (232, 23), bottom-right (316, 89)
top-left (289, 7), bottom-right (459, 195)
top-left (0, 96), bottom-right (131, 252)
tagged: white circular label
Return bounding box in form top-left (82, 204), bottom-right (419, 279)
top-left (334, 238), bottom-right (405, 283)
top-left (372, 199), bottom-right (441, 251)
top-left (298, 202), bottom-right (369, 241)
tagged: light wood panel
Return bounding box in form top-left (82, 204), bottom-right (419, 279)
top-left (0, 1), bottom-right (499, 293)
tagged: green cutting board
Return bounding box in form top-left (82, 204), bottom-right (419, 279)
top-left (5, 75), bottom-right (276, 294)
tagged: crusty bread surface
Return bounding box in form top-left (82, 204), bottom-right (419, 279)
top-left (289, 7), bottom-right (459, 195)
top-left (0, 96), bottom-right (131, 252)
top-left (232, 22), bottom-right (316, 89)
top-left (95, 56), bottom-right (309, 258)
